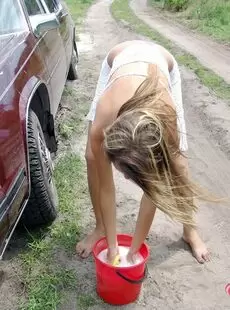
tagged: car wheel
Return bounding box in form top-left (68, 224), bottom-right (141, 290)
top-left (21, 110), bottom-right (58, 227)
top-left (67, 44), bottom-right (78, 80)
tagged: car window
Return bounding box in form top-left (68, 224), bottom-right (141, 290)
top-left (24, 0), bottom-right (45, 16)
top-left (0, 0), bottom-right (26, 34)
top-left (43, 0), bottom-right (59, 13)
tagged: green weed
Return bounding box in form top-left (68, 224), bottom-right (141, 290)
top-left (19, 268), bottom-right (77, 310)
top-left (111, 0), bottom-right (230, 101)
top-left (150, 0), bottom-right (230, 42)
top-left (164, 0), bottom-right (188, 11)
top-left (65, 0), bottom-right (95, 26)
top-left (59, 122), bottom-right (75, 139)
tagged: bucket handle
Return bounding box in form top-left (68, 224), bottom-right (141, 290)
top-left (116, 265), bottom-right (148, 284)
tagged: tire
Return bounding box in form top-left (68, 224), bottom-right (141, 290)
top-left (21, 110), bottom-right (58, 227)
top-left (67, 44), bottom-right (78, 80)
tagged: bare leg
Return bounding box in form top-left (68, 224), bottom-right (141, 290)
top-left (172, 155), bottom-right (210, 263)
top-left (183, 225), bottom-right (210, 263)
top-left (76, 123), bottom-right (104, 258)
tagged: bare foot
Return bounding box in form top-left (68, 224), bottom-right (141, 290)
top-left (76, 228), bottom-right (104, 258)
top-left (183, 228), bottom-right (210, 264)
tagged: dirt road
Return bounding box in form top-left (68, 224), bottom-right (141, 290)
top-left (131, 0), bottom-right (230, 85)
top-left (1, 0), bottom-right (230, 309)
top-left (72, 1), bottom-right (230, 309)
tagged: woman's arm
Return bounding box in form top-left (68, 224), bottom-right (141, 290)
top-left (128, 194), bottom-right (156, 260)
top-left (128, 154), bottom-right (188, 260)
top-left (90, 98), bottom-right (118, 262)
top-left (91, 132), bottom-right (117, 253)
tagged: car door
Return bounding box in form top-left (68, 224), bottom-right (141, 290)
top-left (43, 0), bottom-right (73, 69)
top-left (0, 0), bottom-right (29, 254)
top-left (24, 0), bottom-right (67, 116)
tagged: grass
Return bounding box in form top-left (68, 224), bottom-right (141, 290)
top-left (58, 122), bottom-right (75, 139)
top-left (150, 0), bottom-right (230, 43)
top-left (59, 84), bottom-right (89, 141)
top-left (77, 294), bottom-right (99, 309)
top-left (19, 154), bottom-right (87, 310)
top-left (65, 0), bottom-right (94, 26)
top-left (58, 110), bottom-right (81, 140)
top-left (20, 267), bottom-right (77, 310)
top-left (19, 0), bottom-right (94, 309)
top-left (111, 0), bottom-right (230, 101)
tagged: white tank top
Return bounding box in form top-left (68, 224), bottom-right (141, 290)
top-left (105, 42), bottom-right (171, 91)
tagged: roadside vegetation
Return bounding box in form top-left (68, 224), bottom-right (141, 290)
top-left (19, 1), bottom-right (94, 309)
top-left (111, 0), bottom-right (230, 101)
top-left (65, 0), bottom-right (94, 26)
top-left (150, 0), bottom-right (230, 43)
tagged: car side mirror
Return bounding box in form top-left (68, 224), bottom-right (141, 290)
top-left (30, 13), bottom-right (60, 38)
top-left (56, 3), bottom-right (69, 21)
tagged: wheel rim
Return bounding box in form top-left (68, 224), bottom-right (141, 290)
top-left (38, 132), bottom-right (58, 207)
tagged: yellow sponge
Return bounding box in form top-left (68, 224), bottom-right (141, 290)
top-left (112, 255), bottom-right (121, 266)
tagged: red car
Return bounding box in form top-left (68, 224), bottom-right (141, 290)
top-left (0, 0), bottom-right (78, 258)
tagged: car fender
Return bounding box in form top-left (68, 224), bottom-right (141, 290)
top-left (18, 77), bottom-right (53, 194)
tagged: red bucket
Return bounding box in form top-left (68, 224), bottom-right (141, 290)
top-left (93, 234), bottom-right (149, 305)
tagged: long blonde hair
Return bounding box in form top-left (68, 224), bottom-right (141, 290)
top-left (104, 65), bottom-right (210, 227)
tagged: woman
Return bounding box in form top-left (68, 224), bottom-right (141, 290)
top-left (76, 40), bottom-right (209, 264)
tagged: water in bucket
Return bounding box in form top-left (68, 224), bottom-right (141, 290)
top-left (97, 246), bottom-right (144, 267)
top-left (93, 234), bottom-right (149, 305)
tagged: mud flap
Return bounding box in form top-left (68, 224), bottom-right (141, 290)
top-left (46, 113), bottom-right (58, 154)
